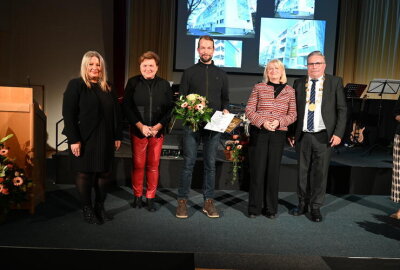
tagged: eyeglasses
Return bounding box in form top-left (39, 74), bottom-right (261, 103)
top-left (307, 62), bottom-right (325, 67)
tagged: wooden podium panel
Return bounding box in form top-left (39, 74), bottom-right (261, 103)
top-left (0, 86), bottom-right (46, 214)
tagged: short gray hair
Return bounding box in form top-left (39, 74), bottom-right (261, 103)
top-left (307, 51), bottom-right (325, 62)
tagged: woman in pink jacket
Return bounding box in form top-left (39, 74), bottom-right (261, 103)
top-left (245, 59), bottom-right (297, 219)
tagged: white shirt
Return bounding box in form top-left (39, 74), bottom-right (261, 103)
top-left (302, 76), bottom-right (326, 132)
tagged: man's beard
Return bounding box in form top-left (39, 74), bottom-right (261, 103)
top-left (200, 54), bottom-right (212, 63)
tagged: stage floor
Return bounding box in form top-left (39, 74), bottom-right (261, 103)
top-left (1, 184), bottom-right (400, 269)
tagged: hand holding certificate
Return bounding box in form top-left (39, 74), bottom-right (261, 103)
top-left (204, 111), bottom-right (237, 133)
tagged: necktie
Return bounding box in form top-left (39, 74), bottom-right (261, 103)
top-left (307, 79), bottom-right (318, 132)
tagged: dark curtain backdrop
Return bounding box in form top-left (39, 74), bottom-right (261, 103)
top-left (335, 0), bottom-right (400, 85)
top-left (128, 0), bottom-right (175, 81)
top-left (128, 0), bottom-right (400, 85)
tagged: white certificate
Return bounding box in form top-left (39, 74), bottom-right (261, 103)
top-left (204, 111), bottom-right (235, 133)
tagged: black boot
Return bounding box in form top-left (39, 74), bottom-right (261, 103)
top-left (94, 202), bottom-right (113, 222)
top-left (131, 196), bottom-right (143, 208)
top-left (82, 205), bottom-right (103, 225)
top-left (147, 198), bottom-right (157, 212)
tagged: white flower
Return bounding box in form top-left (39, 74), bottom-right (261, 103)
top-left (186, 94), bottom-right (197, 101)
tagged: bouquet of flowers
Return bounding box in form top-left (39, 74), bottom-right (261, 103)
top-left (224, 133), bottom-right (248, 184)
top-left (173, 93), bottom-right (213, 132)
top-left (0, 134), bottom-right (32, 212)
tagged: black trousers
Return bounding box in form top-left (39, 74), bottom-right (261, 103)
top-left (248, 128), bottom-right (286, 215)
top-left (296, 131), bottom-right (332, 210)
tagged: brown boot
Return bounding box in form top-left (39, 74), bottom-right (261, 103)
top-left (176, 199), bottom-right (188, 218)
top-left (203, 199), bottom-right (220, 218)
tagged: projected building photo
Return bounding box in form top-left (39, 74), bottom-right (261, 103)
top-left (259, 18), bottom-right (326, 69)
top-left (275, 0), bottom-right (315, 19)
top-left (187, 0), bottom-right (256, 37)
top-left (195, 38), bottom-right (242, 68)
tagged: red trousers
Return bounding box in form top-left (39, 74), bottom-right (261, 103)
top-left (131, 134), bottom-right (164, 198)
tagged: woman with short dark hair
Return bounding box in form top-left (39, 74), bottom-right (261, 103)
top-left (123, 51), bottom-right (173, 212)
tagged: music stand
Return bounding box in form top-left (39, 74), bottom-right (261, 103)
top-left (344, 83), bottom-right (367, 98)
top-left (362, 79), bottom-right (400, 155)
top-left (362, 79), bottom-right (400, 100)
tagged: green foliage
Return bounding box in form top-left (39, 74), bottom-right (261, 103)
top-left (173, 94), bottom-right (213, 132)
top-left (0, 134), bottom-right (32, 210)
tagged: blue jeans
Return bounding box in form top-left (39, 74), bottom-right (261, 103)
top-left (178, 126), bottom-right (221, 200)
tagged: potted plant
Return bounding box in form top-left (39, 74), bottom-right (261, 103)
top-left (0, 134), bottom-right (32, 222)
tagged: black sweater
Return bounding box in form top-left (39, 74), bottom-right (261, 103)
top-left (123, 75), bottom-right (173, 136)
top-left (62, 78), bottom-right (123, 144)
top-left (180, 61), bottom-right (229, 112)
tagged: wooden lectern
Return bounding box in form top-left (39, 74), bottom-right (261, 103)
top-left (0, 86), bottom-right (46, 214)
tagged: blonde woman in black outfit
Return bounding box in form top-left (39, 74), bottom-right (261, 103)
top-left (62, 51), bottom-right (122, 224)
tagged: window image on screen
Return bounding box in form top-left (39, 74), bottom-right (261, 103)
top-left (259, 18), bottom-right (326, 70)
top-left (174, 0), bottom-right (339, 76)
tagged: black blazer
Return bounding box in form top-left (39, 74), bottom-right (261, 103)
top-left (62, 78), bottom-right (123, 144)
top-left (293, 74), bottom-right (347, 141)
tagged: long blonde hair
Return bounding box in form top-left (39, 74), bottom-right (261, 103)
top-left (263, 59), bottom-right (287, 84)
top-left (80, 51), bottom-right (110, 91)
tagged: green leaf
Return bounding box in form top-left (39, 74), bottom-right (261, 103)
top-left (0, 134), bottom-right (13, 143)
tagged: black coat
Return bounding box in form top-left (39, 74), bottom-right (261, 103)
top-left (62, 78), bottom-right (123, 144)
top-left (292, 74), bottom-right (348, 141)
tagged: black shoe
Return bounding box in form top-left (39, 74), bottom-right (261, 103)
top-left (265, 212), bottom-right (277, 219)
top-left (146, 198), bottom-right (157, 212)
top-left (131, 196), bottom-right (143, 208)
top-left (82, 205), bottom-right (103, 225)
top-left (310, 209), bottom-right (322, 222)
top-left (94, 202), bottom-right (113, 222)
top-left (290, 204), bottom-right (308, 216)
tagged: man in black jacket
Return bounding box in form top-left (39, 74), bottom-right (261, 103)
top-left (289, 51), bottom-right (347, 222)
top-left (176, 35), bottom-right (230, 219)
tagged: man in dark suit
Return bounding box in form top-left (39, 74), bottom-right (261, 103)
top-left (288, 51), bottom-right (347, 222)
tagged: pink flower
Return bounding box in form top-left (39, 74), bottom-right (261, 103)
top-left (181, 102), bottom-right (188, 108)
top-left (195, 104), bottom-right (204, 110)
top-left (237, 145), bottom-right (243, 150)
top-left (0, 177), bottom-right (4, 183)
top-left (13, 176), bottom-right (24, 186)
top-left (0, 148), bottom-right (8, 156)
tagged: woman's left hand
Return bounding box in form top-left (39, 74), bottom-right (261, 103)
top-left (150, 123), bottom-right (163, 137)
top-left (115, 140), bottom-right (121, 151)
top-left (270, 120), bottom-right (279, 130)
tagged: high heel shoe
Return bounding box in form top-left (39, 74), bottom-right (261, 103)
top-left (131, 196), bottom-right (143, 208)
top-left (82, 205), bottom-right (103, 225)
top-left (146, 198), bottom-right (157, 212)
top-left (94, 202), bottom-right (113, 222)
